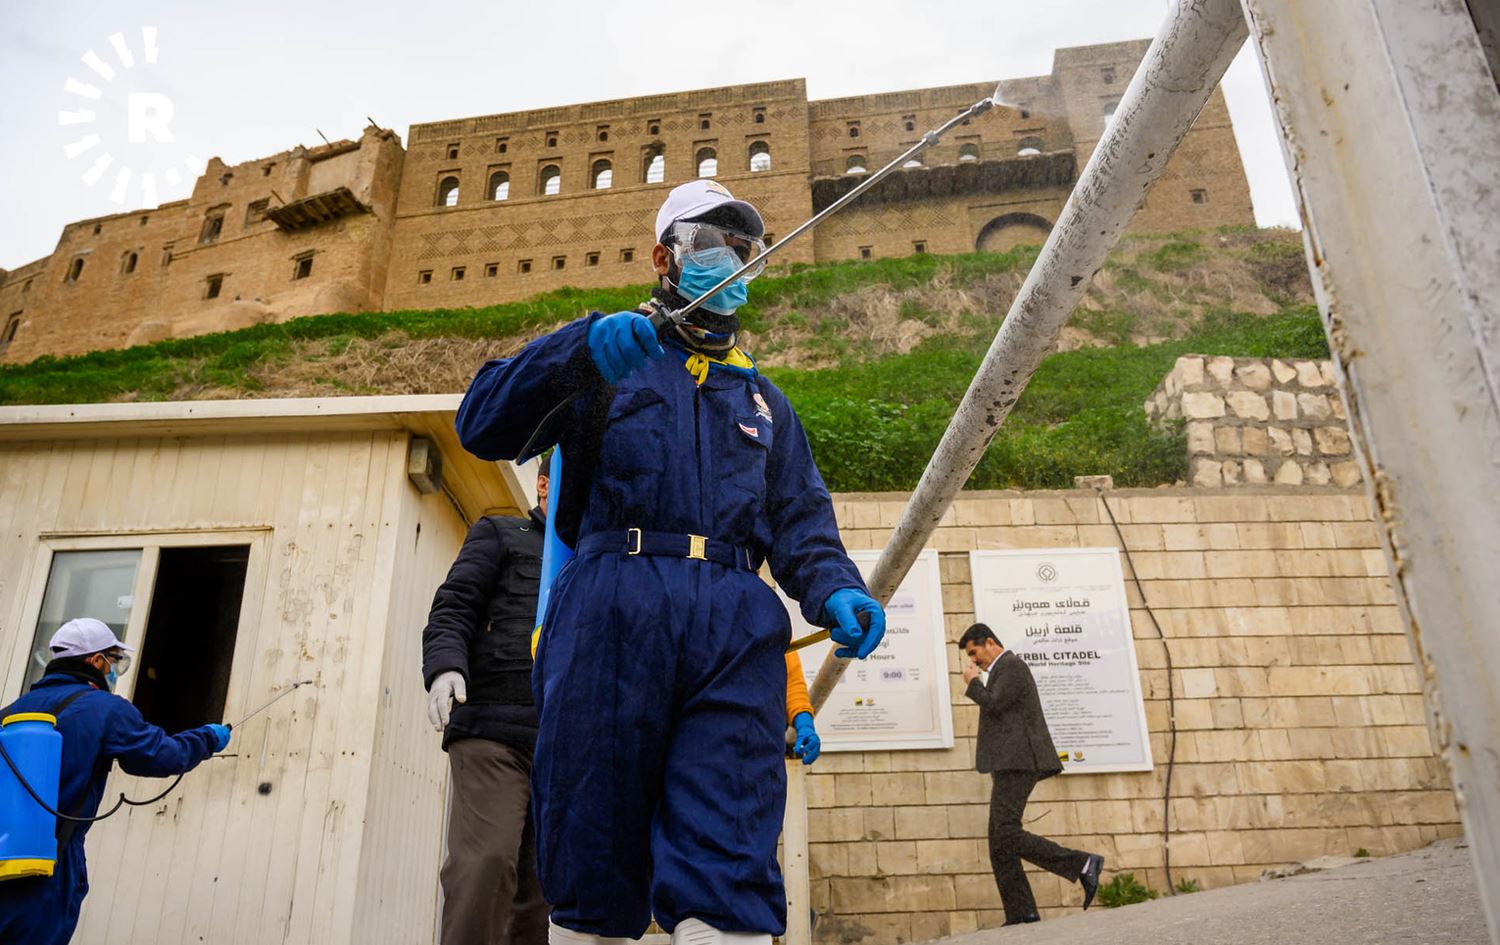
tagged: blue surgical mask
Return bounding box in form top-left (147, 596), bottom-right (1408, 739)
top-left (677, 248), bottom-right (748, 315)
top-left (105, 668), bottom-right (118, 690)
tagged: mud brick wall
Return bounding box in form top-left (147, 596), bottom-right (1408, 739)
top-left (806, 488), bottom-right (1458, 945)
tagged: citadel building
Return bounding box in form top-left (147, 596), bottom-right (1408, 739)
top-left (0, 40), bottom-right (1253, 365)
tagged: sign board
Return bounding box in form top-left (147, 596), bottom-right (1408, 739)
top-left (969, 548), bottom-right (1153, 774)
top-left (780, 549), bottom-right (953, 752)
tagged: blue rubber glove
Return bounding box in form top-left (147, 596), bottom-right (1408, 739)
top-left (206, 724), bottom-right (232, 753)
top-left (588, 311), bottom-right (664, 384)
top-left (792, 711), bottom-right (821, 766)
top-left (823, 588), bottom-right (886, 659)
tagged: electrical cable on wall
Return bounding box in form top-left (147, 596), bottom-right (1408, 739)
top-left (1095, 485), bottom-right (1180, 894)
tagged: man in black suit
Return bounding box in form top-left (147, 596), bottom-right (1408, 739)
top-left (960, 623), bottom-right (1104, 925)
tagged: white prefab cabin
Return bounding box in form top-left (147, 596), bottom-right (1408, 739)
top-left (0, 396), bottom-right (534, 945)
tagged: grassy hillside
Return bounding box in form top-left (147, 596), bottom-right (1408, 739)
top-left (0, 227), bottom-right (1324, 490)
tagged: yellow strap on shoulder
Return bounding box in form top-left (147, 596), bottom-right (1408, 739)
top-left (682, 348), bottom-right (754, 386)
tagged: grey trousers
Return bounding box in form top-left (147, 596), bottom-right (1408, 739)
top-left (441, 738), bottom-right (550, 945)
top-left (988, 771), bottom-right (1090, 922)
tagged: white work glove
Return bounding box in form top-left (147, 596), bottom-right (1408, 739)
top-left (427, 671), bottom-right (467, 732)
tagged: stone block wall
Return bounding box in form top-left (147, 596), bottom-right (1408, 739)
top-left (1146, 356), bottom-right (1363, 489)
top-left (805, 488), bottom-right (1457, 945)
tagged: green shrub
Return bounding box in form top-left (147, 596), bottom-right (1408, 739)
top-left (773, 305), bottom-right (1325, 491)
top-left (1097, 872), bottom-right (1159, 908)
top-left (1355, 848), bottom-right (1371, 858)
top-left (1070, 308), bottom-right (1138, 346)
top-left (1173, 877), bottom-right (1202, 894)
top-left (1145, 240), bottom-right (1205, 271)
top-left (0, 244), bottom-right (1329, 493)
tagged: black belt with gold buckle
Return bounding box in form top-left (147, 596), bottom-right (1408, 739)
top-left (577, 528), bottom-right (758, 571)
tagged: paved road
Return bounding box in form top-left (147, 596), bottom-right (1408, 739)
top-left (931, 840), bottom-right (1487, 945)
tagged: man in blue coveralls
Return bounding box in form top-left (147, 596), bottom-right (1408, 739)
top-left (0, 617), bottom-right (231, 945)
top-left (455, 180), bottom-right (886, 945)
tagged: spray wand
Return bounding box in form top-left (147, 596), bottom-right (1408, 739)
top-left (516, 86), bottom-right (1006, 464)
top-left (231, 679), bottom-right (313, 729)
top-left (0, 679), bottom-right (313, 826)
top-left (647, 85), bottom-right (1005, 335)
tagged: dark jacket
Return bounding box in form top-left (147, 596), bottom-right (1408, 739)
top-left (966, 650), bottom-right (1064, 778)
top-left (0, 661), bottom-right (220, 945)
top-left (421, 508), bottom-right (545, 752)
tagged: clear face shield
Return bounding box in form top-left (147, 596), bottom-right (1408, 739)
top-left (104, 648), bottom-right (132, 677)
top-left (667, 221), bottom-right (768, 282)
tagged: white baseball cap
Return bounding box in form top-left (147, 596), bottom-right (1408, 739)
top-left (654, 180), bottom-right (765, 243)
top-left (49, 617), bottom-right (135, 659)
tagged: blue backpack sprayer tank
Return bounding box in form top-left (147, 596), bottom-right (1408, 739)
top-left (0, 711), bottom-right (65, 880)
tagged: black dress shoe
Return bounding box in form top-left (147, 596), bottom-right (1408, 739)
top-left (1080, 853), bottom-right (1105, 910)
top-left (1001, 914), bottom-right (1041, 926)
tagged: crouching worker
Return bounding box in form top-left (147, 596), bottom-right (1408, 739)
top-left (0, 618), bottom-right (230, 945)
top-left (455, 179), bottom-right (885, 945)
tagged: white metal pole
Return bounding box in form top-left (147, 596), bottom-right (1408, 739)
top-left (1239, 2), bottom-right (1500, 940)
top-left (809, 0), bottom-right (1251, 709)
top-left (781, 759), bottom-right (813, 945)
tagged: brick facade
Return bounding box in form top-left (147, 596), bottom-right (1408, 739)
top-left (1, 40), bottom-right (1253, 364)
top-left (807, 488), bottom-right (1456, 943)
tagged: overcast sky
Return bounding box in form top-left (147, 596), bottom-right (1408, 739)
top-left (0, 0), bottom-right (1299, 270)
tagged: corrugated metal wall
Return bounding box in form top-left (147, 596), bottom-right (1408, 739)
top-left (353, 478), bottom-right (469, 941)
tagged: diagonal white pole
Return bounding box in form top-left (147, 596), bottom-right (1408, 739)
top-left (809, 0), bottom-right (1251, 709)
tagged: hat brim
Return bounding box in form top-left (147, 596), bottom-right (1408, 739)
top-left (671, 198), bottom-right (766, 240)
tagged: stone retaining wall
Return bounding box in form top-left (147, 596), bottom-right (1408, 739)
top-left (806, 488), bottom-right (1457, 944)
top-left (1145, 356), bottom-right (1362, 488)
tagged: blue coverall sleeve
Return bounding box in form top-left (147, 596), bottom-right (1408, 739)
top-left (421, 517), bottom-right (504, 688)
top-left (455, 314), bottom-right (603, 461)
top-left (761, 386), bottom-right (868, 627)
top-left (101, 700), bottom-right (217, 778)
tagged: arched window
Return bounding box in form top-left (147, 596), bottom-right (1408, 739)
top-left (592, 159), bottom-right (613, 190)
top-left (958, 143), bottom-right (980, 163)
top-left (845, 154), bottom-right (867, 175)
top-left (489, 171), bottom-right (510, 201)
top-left (696, 147), bottom-right (718, 178)
top-left (748, 141), bottom-right (771, 173)
top-left (902, 156), bottom-right (923, 168)
top-left (644, 146), bottom-right (665, 184)
top-left (1016, 137), bottom-right (1044, 157)
top-left (2, 314), bottom-right (19, 346)
top-left (539, 164), bottom-right (561, 196)
top-left (121, 251), bottom-right (138, 274)
top-left (66, 257), bottom-right (85, 282)
top-left (976, 212), bottom-right (1054, 254)
top-left (436, 176), bottom-right (460, 207)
